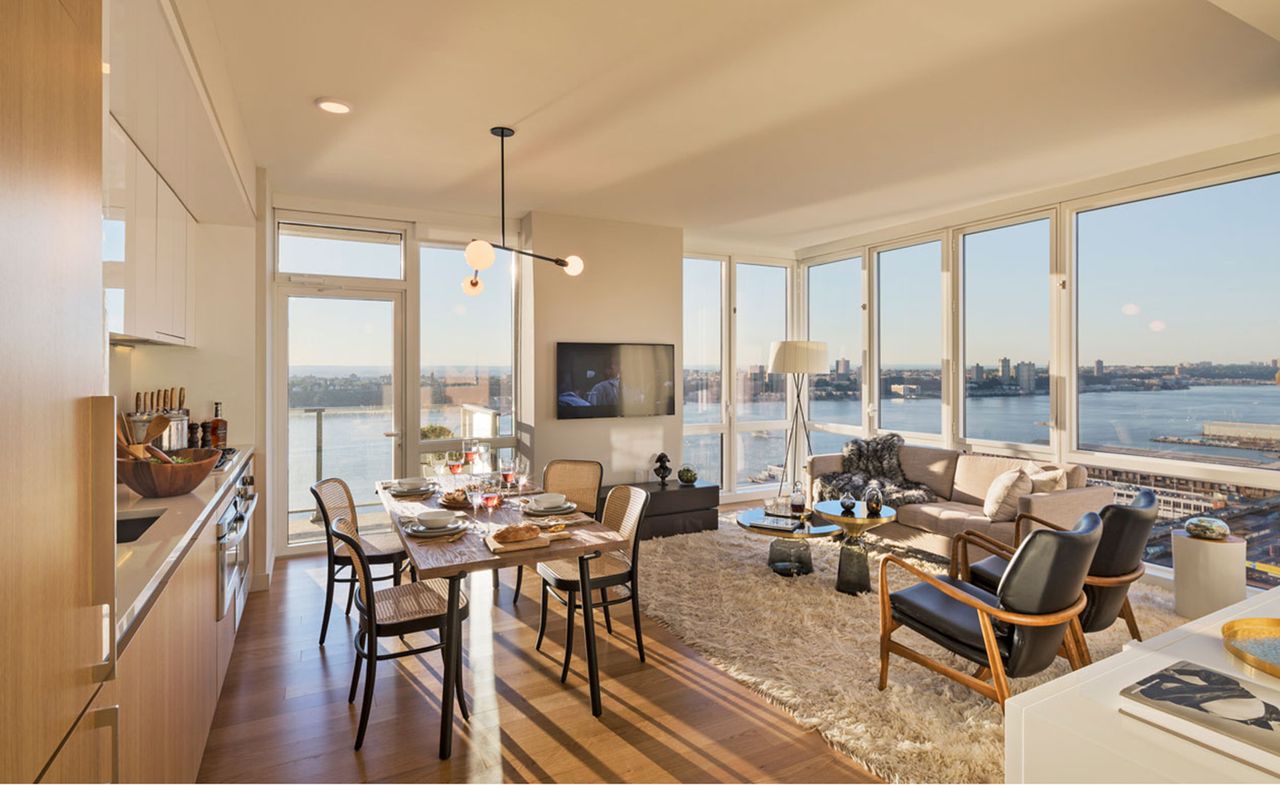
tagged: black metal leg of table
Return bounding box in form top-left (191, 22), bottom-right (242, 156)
top-left (835, 535), bottom-right (872, 594)
top-left (439, 573), bottom-right (464, 759)
top-left (577, 552), bottom-right (603, 717)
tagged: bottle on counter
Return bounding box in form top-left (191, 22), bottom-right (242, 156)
top-left (210, 402), bottom-right (228, 448)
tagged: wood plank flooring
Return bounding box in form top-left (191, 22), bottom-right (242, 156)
top-left (197, 548), bottom-right (877, 783)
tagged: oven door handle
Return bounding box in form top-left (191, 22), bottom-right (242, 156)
top-left (221, 518), bottom-right (250, 549)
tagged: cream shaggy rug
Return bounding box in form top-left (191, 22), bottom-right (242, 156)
top-left (636, 519), bottom-right (1184, 784)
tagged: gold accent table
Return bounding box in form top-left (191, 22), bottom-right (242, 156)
top-left (811, 500), bottom-right (896, 595)
top-left (735, 507), bottom-right (841, 576)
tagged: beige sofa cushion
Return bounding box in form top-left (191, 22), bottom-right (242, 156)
top-left (1023, 462), bottom-right (1067, 493)
top-left (1065, 464), bottom-right (1087, 489)
top-left (983, 467), bottom-right (1033, 521)
top-left (898, 444), bottom-right (959, 499)
top-left (897, 500), bottom-right (1001, 541)
top-left (951, 454), bottom-right (1032, 506)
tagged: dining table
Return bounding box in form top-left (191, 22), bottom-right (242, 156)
top-left (374, 476), bottom-right (628, 760)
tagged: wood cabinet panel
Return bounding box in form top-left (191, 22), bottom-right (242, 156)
top-left (0, 0), bottom-right (106, 779)
top-left (39, 683), bottom-right (118, 785)
top-left (117, 519), bottom-right (218, 783)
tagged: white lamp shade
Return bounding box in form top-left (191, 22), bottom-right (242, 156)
top-left (464, 239), bottom-right (495, 271)
top-left (768, 340), bottom-right (828, 375)
top-left (563, 254), bottom-right (584, 276)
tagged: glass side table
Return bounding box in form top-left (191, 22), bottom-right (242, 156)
top-left (810, 500), bottom-right (896, 594)
top-left (735, 507), bottom-right (842, 577)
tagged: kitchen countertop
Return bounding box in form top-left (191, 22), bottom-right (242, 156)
top-left (116, 445), bottom-right (253, 650)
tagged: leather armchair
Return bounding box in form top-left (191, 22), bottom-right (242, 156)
top-left (879, 513), bottom-right (1102, 709)
top-left (953, 489), bottom-right (1157, 664)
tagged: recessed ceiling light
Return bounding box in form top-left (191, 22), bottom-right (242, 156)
top-left (101, 62), bottom-right (110, 74)
top-left (314, 97), bottom-right (351, 114)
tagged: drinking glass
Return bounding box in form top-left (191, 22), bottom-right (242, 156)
top-left (499, 458), bottom-right (515, 489)
top-left (447, 450), bottom-right (464, 475)
top-left (483, 491), bottom-right (502, 511)
top-left (463, 439), bottom-right (479, 465)
top-left (468, 489), bottom-right (484, 518)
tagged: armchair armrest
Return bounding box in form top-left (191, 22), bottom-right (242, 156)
top-left (950, 530), bottom-right (1017, 580)
top-left (879, 553), bottom-right (1087, 628)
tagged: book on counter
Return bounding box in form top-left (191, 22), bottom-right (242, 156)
top-left (1119, 659), bottom-right (1280, 776)
top-left (749, 515), bottom-right (803, 533)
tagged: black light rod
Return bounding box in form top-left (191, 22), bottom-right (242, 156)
top-left (487, 242), bottom-right (570, 268)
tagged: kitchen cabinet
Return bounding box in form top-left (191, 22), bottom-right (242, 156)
top-left (104, 116), bottom-right (194, 346)
top-left (116, 512), bottom-right (219, 782)
top-left (1, 0), bottom-right (109, 780)
top-left (39, 684), bottom-right (119, 784)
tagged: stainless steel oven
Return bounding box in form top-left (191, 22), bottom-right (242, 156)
top-left (217, 468), bottom-right (256, 621)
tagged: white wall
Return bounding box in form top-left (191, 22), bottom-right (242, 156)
top-left (522, 212), bottom-right (683, 486)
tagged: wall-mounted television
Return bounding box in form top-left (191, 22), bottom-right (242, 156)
top-left (556, 342), bottom-right (676, 420)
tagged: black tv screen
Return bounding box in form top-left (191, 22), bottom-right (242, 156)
top-left (556, 342), bottom-right (676, 419)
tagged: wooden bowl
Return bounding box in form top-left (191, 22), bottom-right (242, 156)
top-left (118, 448), bottom-right (222, 498)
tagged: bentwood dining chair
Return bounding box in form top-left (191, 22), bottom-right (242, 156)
top-left (329, 526), bottom-right (469, 750)
top-left (496, 459), bottom-right (604, 602)
top-left (880, 512), bottom-right (1101, 709)
top-left (311, 478), bottom-right (411, 645)
top-left (954, 489), bottom-right (1158, 663)
top-left (535, 484), bottom-right (649, 683)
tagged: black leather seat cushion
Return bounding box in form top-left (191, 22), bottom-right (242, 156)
top-left (968, 555), bottom-right (1009, 594)
top-left (890, 575), bottom-right (1011, 666)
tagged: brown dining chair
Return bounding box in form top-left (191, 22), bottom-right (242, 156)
top-left (535, 484), bottom-right (649, 683)
top-left (329, 525), bottom-right (469, 750)
top-left (496, 459), bottom-right (604, 602)
top-left (311, 478), bottom-right (411, 646)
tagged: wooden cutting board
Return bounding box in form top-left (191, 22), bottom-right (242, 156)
top-left (484, 531), bottom-right (573, 553)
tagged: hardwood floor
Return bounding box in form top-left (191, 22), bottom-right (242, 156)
top-left (197, 549), bottom-right (877, 783)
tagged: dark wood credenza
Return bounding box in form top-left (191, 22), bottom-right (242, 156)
top-left (597, 480), bottom-right (720, 539)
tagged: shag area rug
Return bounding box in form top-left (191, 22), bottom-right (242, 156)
top-left (636, 518), bottom-right (1183, 784)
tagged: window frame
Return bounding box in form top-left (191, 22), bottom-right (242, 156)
top-left (800, 255), bottom-right (869, 451)
top-left (680, 255), bottom-right (730, 491)
top-left (953, 209), bottom-right (1059, 460)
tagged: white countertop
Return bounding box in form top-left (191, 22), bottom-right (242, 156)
top-left (1006, 586), bottom-right (1280, 783)
top-left (115, 445), bottom-right (253, 649)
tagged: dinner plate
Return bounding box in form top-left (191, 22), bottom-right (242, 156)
top-left (524, 502), bottom-right (578, 516)
top-left (404, 521), bottom-right (466, 538)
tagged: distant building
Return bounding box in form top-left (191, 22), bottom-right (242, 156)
top-left (1094, 359), bottom-right (1105, 376)
top-left (834, 357), bottom-right (851, 376)
top-left (1272, 358), bottom-right (1279, 369)
top-left (973, 363), bottom-right (984, 382)
top-left (890, 383), bottom-right (921, 398)
top-left (1015, 361), bottom-right (1036, 393)
top-left (998, 357), bottom-right (1011, 381)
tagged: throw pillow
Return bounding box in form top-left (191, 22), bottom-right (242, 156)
top-left (1023, 462), bottom-right (1067, 494)
top-left (983, 467), bottom-right (1032, 522)
top-left (841, 433), bottom-right (907, 483)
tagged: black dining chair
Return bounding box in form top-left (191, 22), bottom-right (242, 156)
top-left (954, 489), bottom-right (1158, 663)
top-left (311, 478), bottom-right (411, 645)
top-left (880, 512), bottom-right (1102, 709)
top-left (329, 526), bottom-right (469, 750)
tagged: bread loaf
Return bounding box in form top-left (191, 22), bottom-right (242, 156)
top-left (492, 523), bottom-right (540, 544)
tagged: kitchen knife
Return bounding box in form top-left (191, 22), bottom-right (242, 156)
top-left (135, 391), bottom-right (142, 413)
top-left (178, 387), bottom-right (186, 410)
top-left (169, 388), bottom-right (177, 412)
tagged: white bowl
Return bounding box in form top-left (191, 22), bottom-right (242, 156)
top-left (532, 492), bottom-right (567, 510)
top-left (395, 477), bottom-right (431, 491)
top-left (415, 509), bottom-right (455, 529)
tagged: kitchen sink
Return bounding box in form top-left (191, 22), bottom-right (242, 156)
top-left (117, 513), bottom-right (162, 544)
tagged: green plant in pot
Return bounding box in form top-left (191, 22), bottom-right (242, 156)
top-left (677, 463), bottom-right (698, 485)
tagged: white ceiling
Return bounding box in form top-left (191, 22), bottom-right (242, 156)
top-left (206, 0), bottom-right (1280, 252)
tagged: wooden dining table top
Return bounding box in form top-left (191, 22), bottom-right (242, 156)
top-left (375, 480), bottom-right (626, 580)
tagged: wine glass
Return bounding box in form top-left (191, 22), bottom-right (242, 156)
top-left (463, 439), bottom-right (478, 465)
top-left (468, 488), bottom-right (484, 519)
top-left (446, 450), bottom-right (464, 476)
top-left (499, 458), bottom-right (515, 489)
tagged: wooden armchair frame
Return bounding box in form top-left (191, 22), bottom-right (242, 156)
top-left (948, 512), bottom-right (1146, 665)
top-left (879, 553), bottom-right (1088, 709)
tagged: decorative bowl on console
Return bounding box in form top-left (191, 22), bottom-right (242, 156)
top-left (1184, 516), bottom-right (1230, 540)
top-left (677, 464), bottom-right (698, 485)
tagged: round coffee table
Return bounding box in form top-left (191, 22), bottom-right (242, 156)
top-left (736, 508), bottom-right (842, 577)
top-left (811, 500), bottom-right (897, 595)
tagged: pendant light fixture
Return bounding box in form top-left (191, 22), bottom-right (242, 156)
top-left (463, 126), bottom-right (584, 296)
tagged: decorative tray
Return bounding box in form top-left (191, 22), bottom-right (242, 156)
top-left (1222, 618), bottom-right (1280, 678)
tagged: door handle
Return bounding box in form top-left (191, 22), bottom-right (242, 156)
top-left (383, 431), bottom-right (400, 438)
top-left (88, 704), bottom-right (121, 784)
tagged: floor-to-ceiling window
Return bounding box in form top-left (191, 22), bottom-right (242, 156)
top-left (734, 262), bottom-right (791, 492)
top-left (877, 240), bottom-right (943, 436)
top-left (681, 257), bottom-right (725, 487)
top-left (419, 245), bottom-right (516, 472)
top-left (807, 257), bottom-right (863, 455)
top-left (961, 217), bottom-right (1052, 446)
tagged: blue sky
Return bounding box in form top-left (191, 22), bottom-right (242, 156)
top-left (285, 172), bottom-right (1278, 373)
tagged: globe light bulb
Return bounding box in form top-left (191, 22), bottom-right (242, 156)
top-left (462, 275), bottom-right (484, 296)
top-left (563, 254), bottom-right (584, 277)
top-left (464, 239), bottom-right (495, 271)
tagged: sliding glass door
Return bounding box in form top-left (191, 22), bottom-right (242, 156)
top-left (733, 262), bottom-right (790, 492)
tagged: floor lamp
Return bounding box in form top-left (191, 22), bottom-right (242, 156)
top-left (768, 340), bottom-right (829, 501)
